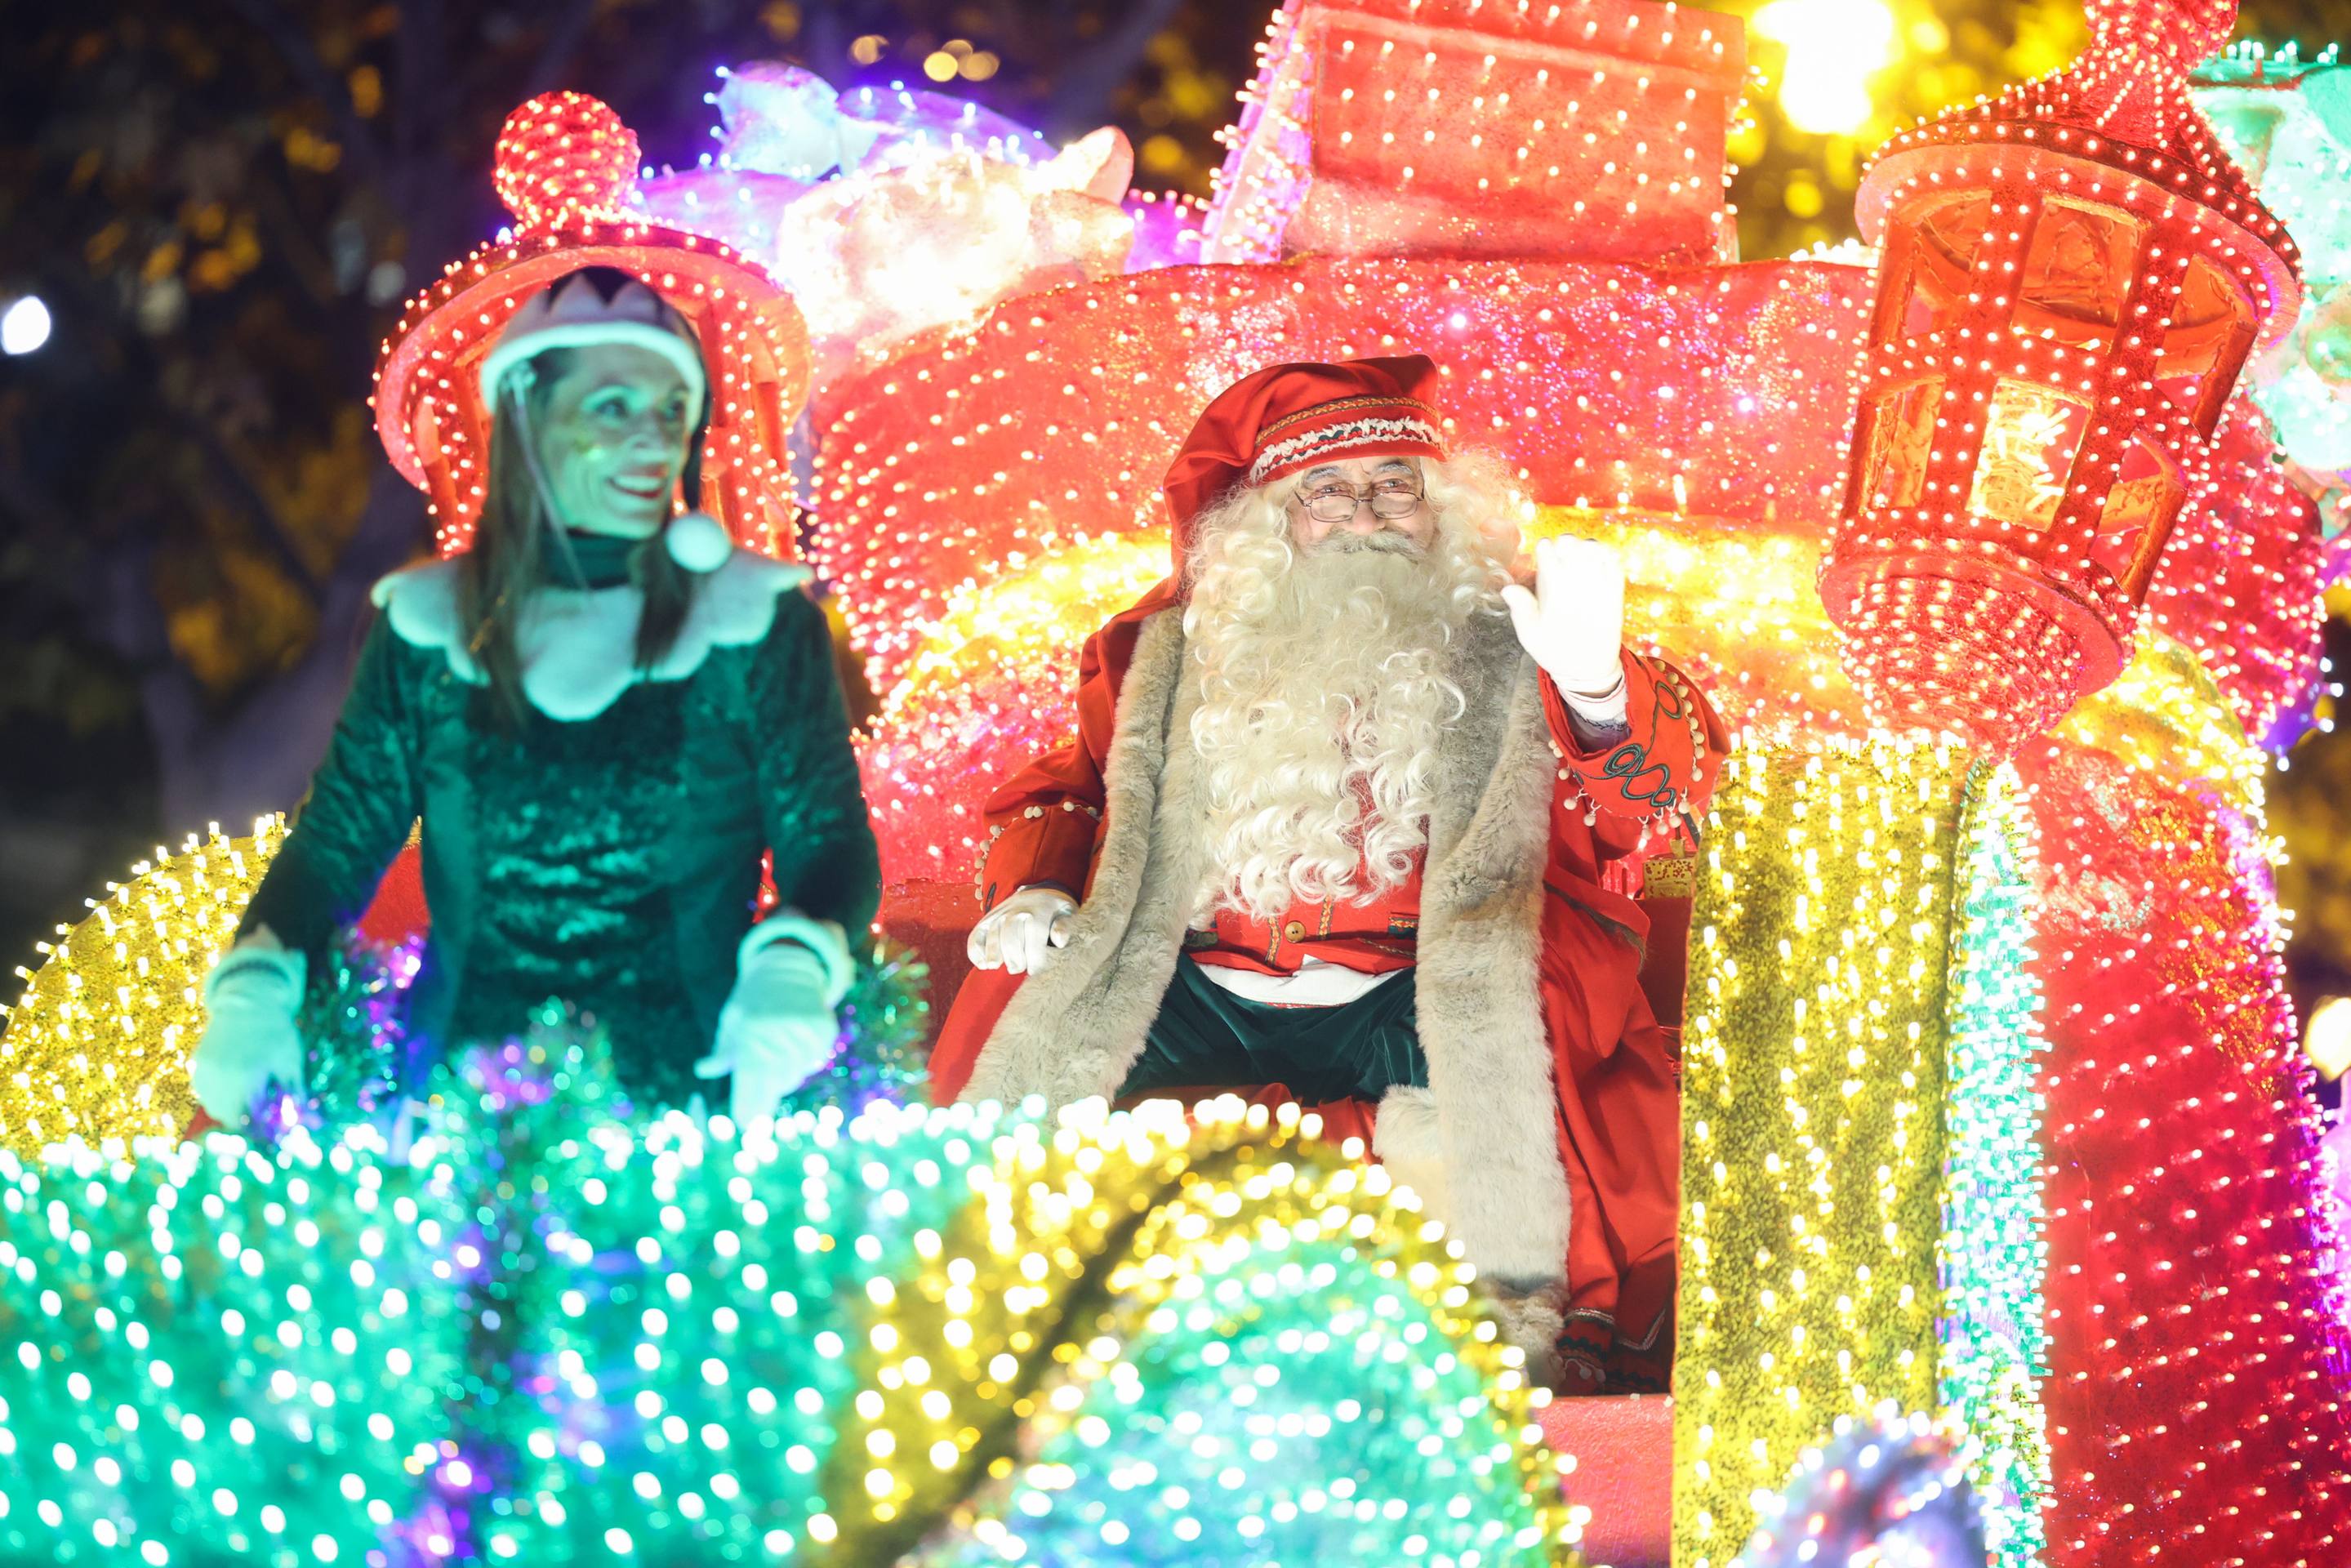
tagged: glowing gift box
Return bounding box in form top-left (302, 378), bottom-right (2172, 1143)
top-left (1203, 0), bottom-right (1746, 265)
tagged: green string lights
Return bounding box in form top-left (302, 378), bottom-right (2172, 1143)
top-left (1941, 771), bottom-right (2053, 1568)
top-left (0, 1017), bottom-right (1574, 1565)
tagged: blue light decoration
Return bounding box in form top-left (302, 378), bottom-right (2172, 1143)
top-left (1737, 1406), bottom-right (1988, 1568)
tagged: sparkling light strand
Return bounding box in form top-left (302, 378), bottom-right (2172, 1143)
top-left (0, 820), bottom-right (284, 1155)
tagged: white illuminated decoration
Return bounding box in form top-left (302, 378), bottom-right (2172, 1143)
top-left (1, 295), bottom-right (51, 356)
top-left (634, 64), bottom-right (1138, 382)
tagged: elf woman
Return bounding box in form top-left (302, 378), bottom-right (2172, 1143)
top-left (188, 266), bottom-right (880, 1125)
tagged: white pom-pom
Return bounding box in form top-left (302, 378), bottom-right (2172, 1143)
top-left (664, 510), bottom-right (732, 572)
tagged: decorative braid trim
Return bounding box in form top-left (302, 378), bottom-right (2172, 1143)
top-left (1246, 413), bottom-right (1448, 487)
top-left (1256, 394), bottom-right (1438, 441)
top-left (972, 800), bottom-right (1102, 903)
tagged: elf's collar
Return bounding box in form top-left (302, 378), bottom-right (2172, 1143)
top-left (371, 548), bottom-right (813, 722)
top-left (538, 529), bottom-right (640, 590)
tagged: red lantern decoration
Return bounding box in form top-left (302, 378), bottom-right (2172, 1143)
top-left (372, 92), bottom-right (815, 558)
top-left (1819, 0), bottom-right (2301, 752)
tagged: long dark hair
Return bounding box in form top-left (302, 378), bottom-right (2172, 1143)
top-left (457, 281), bottom-right (709, 726)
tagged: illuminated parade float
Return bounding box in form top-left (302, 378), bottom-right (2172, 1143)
top-left (3, 0), bottom-right (2349, 1562)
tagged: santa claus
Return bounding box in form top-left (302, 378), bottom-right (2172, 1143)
top-left (928, 356), bottom-right (1726, 1389)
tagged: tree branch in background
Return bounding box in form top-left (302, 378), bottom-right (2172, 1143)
top-left (1046, 0), bottom-right (1187, 130)
top-left (168, 411), bottom-right (327, 600)
top-left (222, 0), bottom-right (390, 188)
top-left (524, 0), bottom-right (613, 98)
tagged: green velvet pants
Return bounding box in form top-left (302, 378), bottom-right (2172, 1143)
top-left (1117, 960), bottom-right (1430, 1105)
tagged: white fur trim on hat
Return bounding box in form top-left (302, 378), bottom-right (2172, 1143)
top-left (479, 274), bottom-right (707, 408)
top-left (664, 510), bottom-right (734, 572)
top-left (372, 547), bottom-right (811, 722)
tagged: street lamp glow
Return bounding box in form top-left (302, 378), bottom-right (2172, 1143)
top-left (2307, 995), bottom-right (2351, 1081)
top-left (1755, 0), bottom-right (1898, 136)
top-left (1, 296), bottom-right (51, 356)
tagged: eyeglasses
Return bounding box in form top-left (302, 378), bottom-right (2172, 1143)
top-left (1294, 475), bottom-right (1427, 523)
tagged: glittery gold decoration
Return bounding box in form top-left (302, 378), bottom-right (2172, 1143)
top-left (0, 818), bottom-right (283, 1156)
top-left (822, 1095), bottom-right (1575, 1564)
top-left (1674, 741), bottom-right (1975, 1566)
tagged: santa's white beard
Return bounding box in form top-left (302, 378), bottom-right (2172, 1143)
top-left (1185, 529), bottom-right (1476, 926)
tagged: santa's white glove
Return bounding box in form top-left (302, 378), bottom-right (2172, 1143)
top-left (967, 886), bottom-right (1077, 975)
top-left (1501, 535), bottom-right (1628, 702)
top-left (189, 938), bottom-right (307, 1125)
top-left (695, 916), bottom-right (854, 1125)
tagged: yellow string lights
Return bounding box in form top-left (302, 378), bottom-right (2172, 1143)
top-left (1675, 740), bottom-right (1977, 1566)
top-left (0, 820), bottom-right (282, 1156)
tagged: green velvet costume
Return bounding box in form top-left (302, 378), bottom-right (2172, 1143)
top-left (239, 533), bottom-right (881, 1104)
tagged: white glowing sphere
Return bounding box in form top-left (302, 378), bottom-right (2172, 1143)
top-left (2306, 996), bottom-right (2351, 1082)
top-left (1, 295), bottom-right (50, 356)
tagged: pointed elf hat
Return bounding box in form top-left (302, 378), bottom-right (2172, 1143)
top-left (372, 91), bottom-right (813, 557)
top-left (1160, 355), bottom-right (1449, 564)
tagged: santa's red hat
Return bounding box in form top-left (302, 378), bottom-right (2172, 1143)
top-left (1160, 355), bottom-right (1449, 560)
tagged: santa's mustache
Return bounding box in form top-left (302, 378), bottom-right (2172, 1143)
top-left (1311, 525), bottom-right (1426, 558)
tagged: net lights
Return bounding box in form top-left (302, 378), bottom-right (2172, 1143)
top-left (2191, 44), bottom-right (2351, 537)
top-left (1822, 0), bottom-right (2304, 753)
top-left (1941, 773), bottom-right (2054, 1568)
top-left (1198, 0), bottom-right (1744, 265)
top-left (0, 1033), bottom-right (1575, 1564)
top-left (1672, 740), bottom-right (2036, 1566)
top-left (809, 255), bottom-right (1879, 706)
top-left (2016, 742), bottom-right (2351, 1566)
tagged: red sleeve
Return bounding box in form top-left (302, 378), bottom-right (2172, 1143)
top-left (972, 611), bottom-right (1148, 910)
top-left (1541, 649), bottom-right (1728, 862)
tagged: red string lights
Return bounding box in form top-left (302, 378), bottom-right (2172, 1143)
top-left (1197, 0), bottom-right (1746, 265)
top-left (2019, 741), bottom-right (2347, 1567)
top-left (2142, 399), bottom-right (2330, 745)
top-left (372, 92), bottom-right (814, 557)
top-left (1822, 0), bottom-right (2304, 753)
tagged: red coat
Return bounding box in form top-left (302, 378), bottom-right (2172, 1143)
top-left (933, 582), bottom-right (1727, 1365)
top-left (1187, 854), bottom-right (1425, 978)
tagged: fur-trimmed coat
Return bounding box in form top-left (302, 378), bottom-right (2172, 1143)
top-left (932, 587), bottom-right (1725, 1324)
